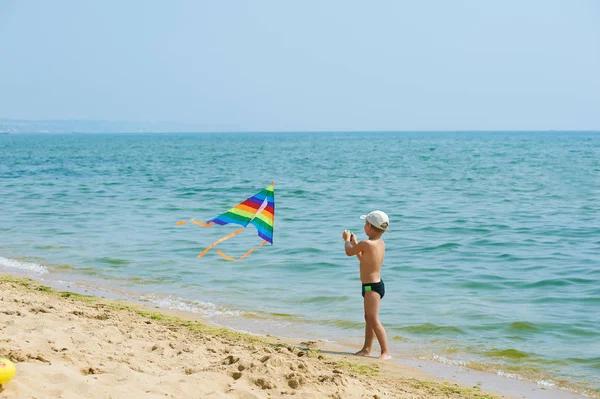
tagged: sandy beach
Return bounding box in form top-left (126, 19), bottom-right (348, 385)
top-left (0, 274), bottom-right (509, 399)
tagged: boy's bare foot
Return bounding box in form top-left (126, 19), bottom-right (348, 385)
top-left (377, 353), bottom-right (392, 360)
top-left (354, 349), bottom-right (372, 357)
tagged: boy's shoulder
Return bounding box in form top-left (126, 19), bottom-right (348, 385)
top-left (360, 238), bottom-right (384, 250)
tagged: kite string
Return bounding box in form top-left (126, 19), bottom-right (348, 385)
top-left (197, 228), bottom-right (244, 259)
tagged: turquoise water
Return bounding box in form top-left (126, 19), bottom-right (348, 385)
top-left (1, 132), bottom-right (599, 395)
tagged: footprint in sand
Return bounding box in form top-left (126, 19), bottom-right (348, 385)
top-left (222, 355), bottom-right (239, 365)
top-left (254, 377), bottom-right (274, 389)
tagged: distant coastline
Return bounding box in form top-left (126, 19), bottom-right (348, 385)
top-left (0, 119), bottom-right (598, 134)
top-left (0, 119), bottom-right (204, 134)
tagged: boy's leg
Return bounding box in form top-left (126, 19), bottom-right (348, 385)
top-left (354, 298), bottom-right (376, 356)
top-left (363, 291), bottom-right (391, 360)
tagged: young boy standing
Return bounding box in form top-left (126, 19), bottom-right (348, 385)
top-left (342, 210), bottom-right (391, 360)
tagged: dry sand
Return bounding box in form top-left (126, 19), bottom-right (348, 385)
top-left (0, 274), bottom-right (508, 399)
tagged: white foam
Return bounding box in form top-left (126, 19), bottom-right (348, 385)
top-left (496, 370), bottom-right (558, 389)
top-left (139, 294), bottom-right (243, 317)
top-left (497, 370), bottom-right (521, 379)
top-left (427, 355), bottom-right (562, 391)
top-left (319, 338), bottom-right (336, 343)
top-left (536, 379), bottom-right (556, 388)
top-left (0, 256), bottom-right (48, 275)
top-left (428, 354), bottom-right (467, 367)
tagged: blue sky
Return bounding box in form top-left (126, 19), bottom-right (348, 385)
top-left (1, 1), bottom-right (599, 131)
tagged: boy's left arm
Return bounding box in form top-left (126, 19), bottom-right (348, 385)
top-left (344, 240), bottom-right (368, 257)
top-left (350, 233), bottom-right (363, 261)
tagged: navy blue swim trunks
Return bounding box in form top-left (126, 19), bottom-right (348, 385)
top-left (362, 280), bottom-right (385, 299)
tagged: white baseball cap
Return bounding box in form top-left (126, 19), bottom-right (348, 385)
top-left (360, 210), bottom-right (390, 232)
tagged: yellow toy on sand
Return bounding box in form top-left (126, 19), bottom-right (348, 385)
top-left (0, 358), bottom-right (16, 384)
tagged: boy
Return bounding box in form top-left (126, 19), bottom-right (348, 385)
top-left (342, 210), bottom-right (391, 360)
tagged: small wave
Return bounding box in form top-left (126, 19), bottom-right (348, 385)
top-left (496, 253), bottom-right (525, 261)
top-left (296, 295), bottom-right (350, 304)
top-left (497, 369), bottom-right (520, 379)
top-left (158, 206), bottom-right (182, 211)
top-left (519, 264), bottom-right (547, 271)
top-left (481, 223), bottom-right (512, 230)
top-left (329, 319), bottom-right (364, 329)
top-left (399, 323), bottom-right (465, 335)
top-left (52, 264), bottom-right (99, 275)
top-left (138, 294), bottom-right (242, 317)
top-left (268, 312), bottom-right (296, 318)
top-left (240, 309), bottom-right (306, 322)
top-left (425, 352), bottom-right (597, 395)
top-left (420, 243), bottom-right (461, 252)
top-left (484, 348), bottom-right (531, 360)
top-left (437, 242), bottom-right (460, 249)
top-left (174, 187), bottom-right (214, 194)
top-left (285, 247), bottom-right (324, 255)
top-left (446, 227), bottom-right (491, 234)
top-left (0, 256), bottom-right (48, 275)
top-left (523, 278), bottom-right (595, 289)
top-left (566, 357), bottom-right (600, 369)
top-left (289, 189), bottom-right (308, 195)
top-left (471, 239), bottom-right (511, 247)
top-left (427, 354), bottom-right (467, 367)
top-left (34, 245), bottom-right (66, 250)
top-left (455, 280), bottom-right (503, 290)
top-left (536, 379), bottom-right (557, 388)
top-left (475, 358), bottom-right (600, 396)
top-left (507, 321), bottom-right (540, 332)
top-left (124, 275), bottom-right (177, 284)
top-left (533, 296), bottom-right (600, 305)
top-left (175, 192), bottom-right (202, 198)
top-left (95, 257), bottom-right (132, 266)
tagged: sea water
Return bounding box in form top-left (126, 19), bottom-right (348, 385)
top-left (1, 132), bottom-right (598, 396)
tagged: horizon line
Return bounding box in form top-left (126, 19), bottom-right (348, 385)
top-left (3, 129), bottom-right (600, 134)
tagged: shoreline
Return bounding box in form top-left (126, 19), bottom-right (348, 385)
top-left (1, 273), bottom-right (510, 399)
top-left (0, 272), bottom-right (594, 399)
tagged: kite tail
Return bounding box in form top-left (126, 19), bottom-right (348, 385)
top-left (217, 240), bottom-right (269, 262)
top-left (197, 228), bottom-right (244, 259)
top-left (176, 219), bottom-right (214, 227)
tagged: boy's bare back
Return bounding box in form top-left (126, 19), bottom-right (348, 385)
top-left (357, 238), bottom-right (385, 283)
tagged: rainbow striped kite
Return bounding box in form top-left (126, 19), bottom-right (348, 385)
top-left (177, 182), bottom-right (274, 261)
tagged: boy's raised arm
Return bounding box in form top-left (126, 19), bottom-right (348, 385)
top-left (344, 240), bottom-right (368, 257)
top-left (343, 229), bottom-right (367, 257)
top-left (350, 233), bottom-right (363, 261)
